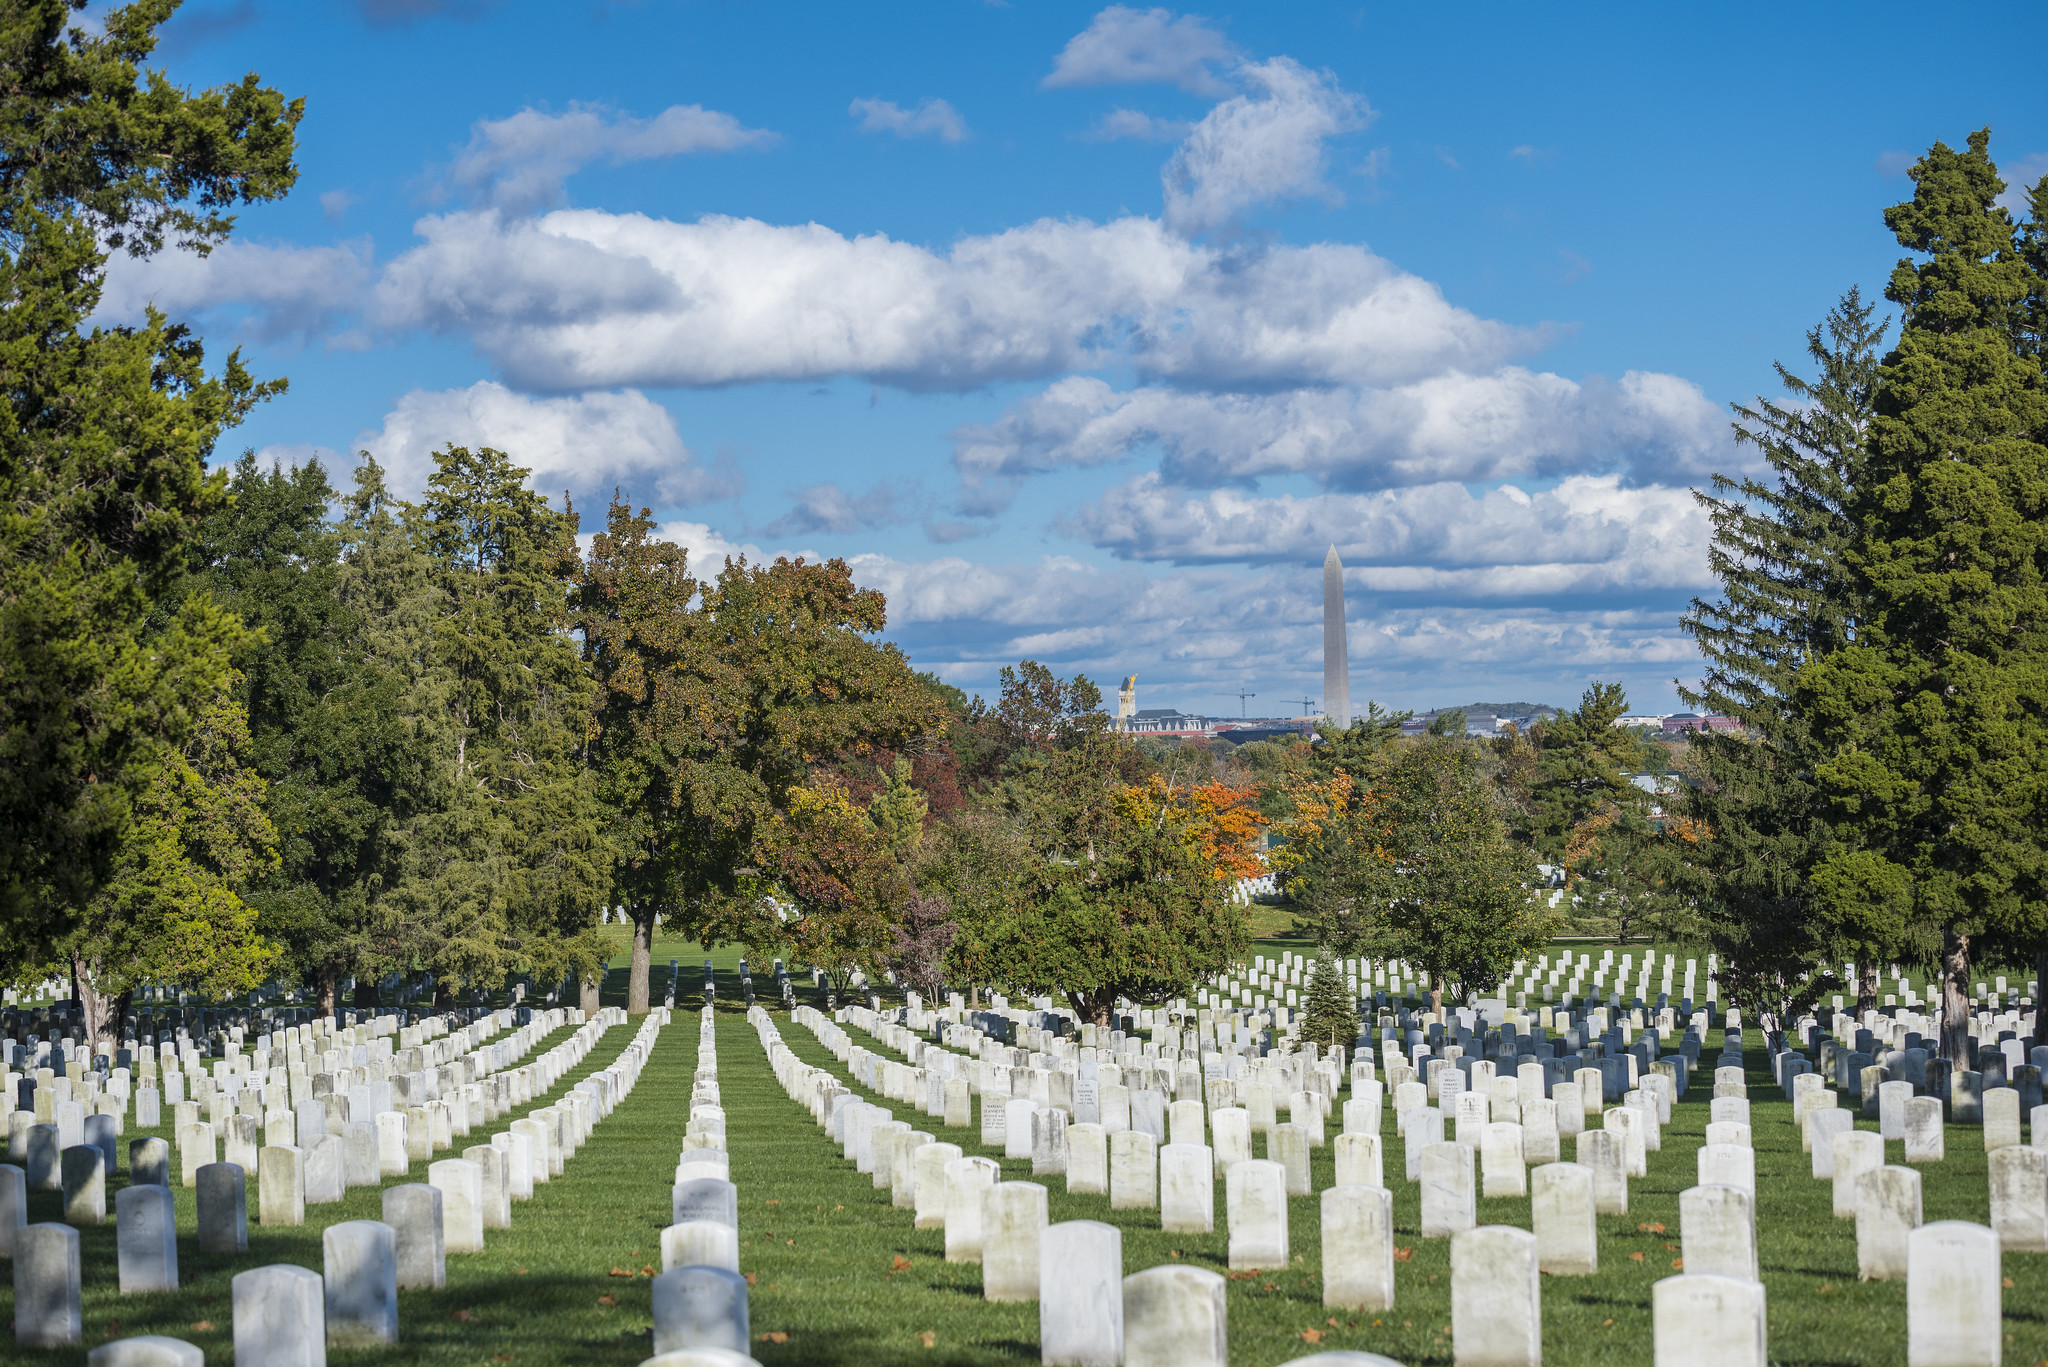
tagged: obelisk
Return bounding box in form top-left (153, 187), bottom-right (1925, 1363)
top-left (1323, 544), bottom-right (1351, 729)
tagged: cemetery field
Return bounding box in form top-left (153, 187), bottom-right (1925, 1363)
top-left (653, 939), bottom-right (2048, 1366)
top-left (5, 1017), bottom-right (709, 1367)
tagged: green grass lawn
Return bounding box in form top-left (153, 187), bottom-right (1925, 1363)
top-left (11, 933), bottom-right (2040, 1367)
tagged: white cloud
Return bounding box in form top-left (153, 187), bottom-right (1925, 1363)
top-left (648, 519), bottom-right (819, 573)
top-left (447, 103), bottom-right (778, 213)
top-left (95, 237), bottom-right (373, 341)
top-left (849, 97), bottom-right (970, 143)
top-left (1161, 58), bottom-right (1370, 235)
top-left (1065, 473), bottom-right (1713, 593)
top-left (354, 382), bottom-right (741, 504)
top-left (949, 369), bottom-right (1730, 512)
top-left (1044, 6), bottom-right (1240, 95)
top-left (368, 209), bottom-right (1529, 392)
top-left (762, 482), bottom-right (917, 537)
top-left (1084, 108), bottom-right (1195, 142)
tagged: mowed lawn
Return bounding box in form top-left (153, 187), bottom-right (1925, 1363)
top-left (8, 928), bottom-right (2041, 1367)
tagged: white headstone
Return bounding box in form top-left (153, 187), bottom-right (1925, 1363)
top-left (1907, 1221), bottom-right (2000, 1366)
top-left (1530, 1162), bottom-right (1597, 1276)
top-left (1450, 1225), bottom-right (1541, 1367)
top-left (1679, 1184), bottom-right (1755, 1281)
top-left (1039, 1220), bottom-right (1122, 1367)
top-left (1652, 1273), bottom-right (1767, 1367)
top-left (1320, 1184), bottom-right (1394, 1311)
top-left (1225, 1159), bottom-right (1289, 1270)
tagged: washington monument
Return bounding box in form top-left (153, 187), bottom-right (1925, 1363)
top-left (1323, 544), bottom-right (1351, 729)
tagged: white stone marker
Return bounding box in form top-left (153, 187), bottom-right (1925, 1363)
top-left (1986, 1086), bottom-right (2023, 1151)
top-left (1679, 1184), bottom-right (1756, 1281)
top-left (1652, 1273), bottom-right (1767, 1367)
top-left (1857, 1164), bottom-right (1922, 1282)
top-left (660, 1219), bottom-right (739, 1273)
top-left (115, 1184), bottom-right (178, 1293)
top-left (1122, 1264), bottom-right (1227, 1367)
top-left (1553, 1082), bottom-right (1585, 1136)
top-left (1210, 1107), bottom-right (1251, 1173)
top-left (1335, 1131), bottom-right (1383, 1188)
top-left (1696, 1142), bottom-right (1755, 1199)
top-left (1160, 1142), bottom-right (1214, 1233)
top-left (1710, 1095), bottom-right (1751, 1127)
top-left (1809, 1108), bottom-right (1855, 1177)
top-left (429, 1158), bottom-right (485, 1254)
top-left (1451, 1225), bottom-right (1541, 1367)
top-left (672, 1175), bottom-right (738, 1229)
top-left (322, 1220), bottom-right (398, 1347)
top-left (651, 1265), bottom-right (750, 1357)
top-left (1066, 1122), bottom-right (1107, 1196)
top-left (1903, 1097), bottom-right (1946, 1163)
top-left (1271, 1122), bottom-right (1311, 1196)
top-left (1879, 1080), bottom-right (1914, 1140)
top-left (232, 1264), bottom-right (326, 1367)
top-left (1832, 1130), bottom-right (1883, 1219)
top-left (914, 1141), bottom-right (963, 1230)
top-left (1226, 1159), bottom-right (1289, 1270)
top-left (1005, 1100), bottom-right (1037, 1161)
top-left (1989, 1143), bottom-right (2048, 1251)
top-left (956, 1166), bottom-right (1044, 1306)
top-left (1531, 1162), bottom-right (1597, 1276)
top-left (1405, 1107), bottom-right (1446, 1181)
top-left (1169, 1099), bottom-right (1205, 1148)
top-left (177, 1121), bottom-right (214, 1187)
top-left (1420, 1142), bottom-right (1476, 1238)
top-left (197, 1162), bottom-right (247, 1253)
top-left (259, 1144), bottom-right (305, 1227)
top-left (1040, 1220), bottom-right (1122, 1367)
top-left (15, 1222), bottom-right (82, 1346)
top-left (61, 1144), bottom-right (105, 1225)
top-left (1522, 1098), bottom-right (1561, 1164)
top-left (87, 1336), bottom-right (204, 1367)
top-left (1321, 1184), bottom-right (1395, 1311)
top-left (1481, 1123), bottom-right (1527, 1198)
top-left (1576, 1129), bottom-right (1627, 1214)
top-left (1110, 1129), bottom-right (1157, 1210)
top-left (1343, 1094), bottom-right (1381, 1135)
top-left (382, 1183), bottom-right (444, 1290)
top-left (944, 1155), bottom-right (1000, 1263)
top-left (1907, 1221), bottom-right (2000, 1366)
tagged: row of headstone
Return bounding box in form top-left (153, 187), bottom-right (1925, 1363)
top-left (655, 1007), bottom-right (752, 1360)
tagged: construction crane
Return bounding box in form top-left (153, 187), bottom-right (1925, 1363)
top-left (1287, 696), bottom-right (1317, 718)
top-left (1226, 688), bottom-right (1257, 718)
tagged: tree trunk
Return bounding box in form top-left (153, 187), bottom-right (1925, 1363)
top-left (579, 967), bottom-right (603, 1016)
top-left (628, 907), bottom-right (655, 1014)
top-left (70, 953), bottom-right (113, 1052)
top-left (353, 977), bottom-right (381, 1011)
top-left (314, 966), bottom-right (339, 1018)
top-left (1429, 975), bottom-right (1445, 1020)
top-left (1939, 930), bottom-right (1972, 1064)
top-left (1064, 986), bottom-right (1116, 1027)
top-left (433, 979), bottom-right (455, 1011)
top-left (111, 987), bottom-right (133, 1047)
top-left (1858, 960), bottom-right (1878, 1016)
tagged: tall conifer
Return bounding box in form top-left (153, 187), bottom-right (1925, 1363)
top-left (1797, 131), bottom-right (2048, 1060)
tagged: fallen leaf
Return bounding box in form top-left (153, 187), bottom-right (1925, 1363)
top-left (760, 1331), bottom-right (789, 1344)
top-left (1392, 1246), bottom-right (1414, 1262)
top-left (189, 1322), bottom-right (214, 1333)
top-left (744, 1273), bottom-right (757, 1286)
top-left (451, 1310), bottom-right (475, 1323)
top-left (1327, 1318), bottom-right (1340, 1328)
top-left (597, 1295), bottom-right (617, 1308)
top-left (2003, 1277), bottom-right (2015, 1288)
top-left (892, 1256), bottom-right (912, 1272)
top-left (1672, 1259), bottom-right (1684, 1269)
top-left (1601, 1319), bottom-right (1614, 1328)
top-left (918, 1330), bottom-right (936, 1348)
top-left (514, 1267), bottom-right (528, 1276)
top-left (1300, 1329), bottom-right (1324, 1344)
top-left (1629, 1252), bottom-right (1645, 1262)
top-left (609, 1267), bottom-right (635, 1278)
top-left (786, 1239), bottom-right (795, 1246)
top-left (835, 1204), bottom-right (844, 1211)
top-left (1637, 1222), bottom-right (1666, 1234)
top-left (766, 1199), bottom-right (780, 1206)
top-left (1168, 1250), bottom-right (1181, 1259)
top-left (641, 1264), bottom-right (656, 1278)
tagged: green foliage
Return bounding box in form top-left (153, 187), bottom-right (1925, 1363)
top-left (1524, 683), bottom-right (1637, 857)
top-left (1797, 130), bottom-right (2048, 1056)
top-left (0, 2), bottom-right (297, 969)
top-left (1308, 702), bottom-right (1410, 779)
top-left (1297, 948), bottom-right (1357, 1051)
top-left (1677, 290), bottom-right (1897, 1015)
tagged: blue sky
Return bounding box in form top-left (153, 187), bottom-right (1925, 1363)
top-left (117, 0), bottom-right (2048, 716)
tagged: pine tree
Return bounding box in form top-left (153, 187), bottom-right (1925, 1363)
top-left (1797, 131), bottom-right (2048, 1061)
top-left (1298, 948), bottom-right (1357, 1052)
top-left (1676, 290), bottom-right (1894, 1018)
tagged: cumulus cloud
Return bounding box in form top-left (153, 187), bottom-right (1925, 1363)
top-left (448, 103), bottom-right (778, 213)
top-left (761, 481), bottom-right (917, 537)
top-left (355, 382), bottom-right (742, 504)
top-left (1044, 6), bottom-right (1240, 96)
top-left (1066, 473), bottom-right (1713, 593)
top-left (949, 369), bottom-right (1731, 511)
top-left (849, 98), bottom-right (969, 143)
top-left (1083, 108), bottom-right (1195, 142)
top-left (95, 237), bottom-right (374, 342)
top-left (368, 209), bottom-right (1529, 392)
top-left (649, 519), bottom-right (819, 574)
top-left (1161, 58), bottom-right (1369, 235)
top-left (1996, 152), bottom-right (2048, 216)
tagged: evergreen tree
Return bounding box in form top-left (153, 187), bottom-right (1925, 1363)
top-left (1797, 131), bottom-right (2048, 1060)
top-left (1298, 948), bottom-right (1357, 1053)
top-left (0, 3), bottom-right (300, 962)
top-left (1676, 291), bottom-right (1894, 1017)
